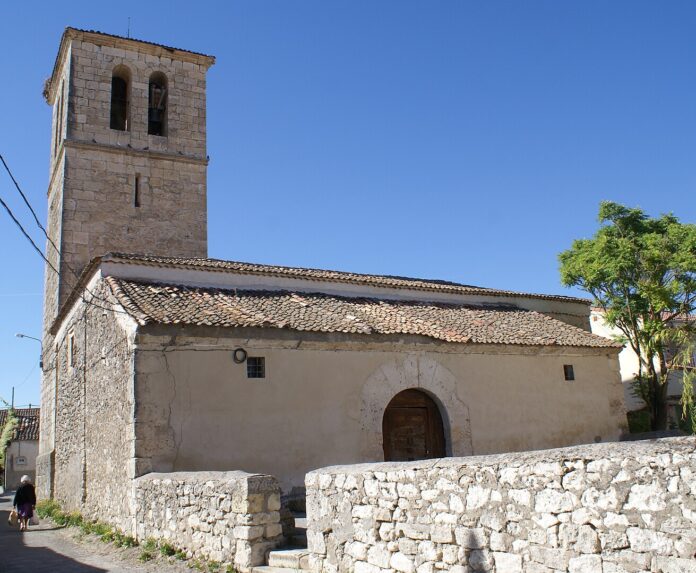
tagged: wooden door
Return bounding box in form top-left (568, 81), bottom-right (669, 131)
top-left (382, 389), bottom-right (446, 461)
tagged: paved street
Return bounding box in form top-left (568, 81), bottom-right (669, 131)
top-left (0, 493), bottom-right (190, 573)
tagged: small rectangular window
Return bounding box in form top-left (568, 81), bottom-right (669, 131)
top-left (58, 82), bottom-right (64, 143)
top-left (247, 357), bottom-right (265, 379)
top-left (68, 332), bottom-right (76, 367)
top-left (54, 92), bottom-right (63, 157)
top-left (563, 364), bottom-right (575, 381)
top-left (134, 175), bottom-right (140, 207)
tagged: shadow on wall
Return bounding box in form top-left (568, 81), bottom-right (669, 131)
top-left (0, 507), bottom-right (108, 572)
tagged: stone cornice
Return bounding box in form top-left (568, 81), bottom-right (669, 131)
top-left (66, 139), bottom-right (208, 164)
top-left (46, 139), bottom-right (208, 196)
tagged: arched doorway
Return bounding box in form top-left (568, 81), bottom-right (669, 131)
top-left (382, 389), bottom-right (446, 462)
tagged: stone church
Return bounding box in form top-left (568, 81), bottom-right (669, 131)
top-left (36, 28), bottom-right (626, 525)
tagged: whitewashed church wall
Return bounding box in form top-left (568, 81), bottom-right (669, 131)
top-left (304, 437), bottom-right (696, 573)
top-left (132, 328), bottom-right (626, 494)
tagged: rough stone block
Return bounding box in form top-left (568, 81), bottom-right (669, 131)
top-left (569, 554), bottom-right (602, 573)
top-left (390, 551), bottom-right (415, 573)
top-left (492, 552), bottom-right (522, 572)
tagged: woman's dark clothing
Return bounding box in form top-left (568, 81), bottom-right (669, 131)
top-left (16, 502), bottom-right (33, 519)
top-left (13, 483), bottom-right (36, 516)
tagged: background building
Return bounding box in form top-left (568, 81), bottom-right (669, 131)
top-left (591, 308), bottom-right (696, 430)
top-left (1, 407), bottom-right (40, 489)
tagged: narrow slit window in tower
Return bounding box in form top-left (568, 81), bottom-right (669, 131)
top-left (134, 175), bottom-right (140, 207)
top-left (53, 94), bottom-right (61, 156)
top-left (54, 83), bottom-right (64, 156)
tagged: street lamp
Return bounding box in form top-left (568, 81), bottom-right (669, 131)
top-left (15, 333), bottom-right (43, 369)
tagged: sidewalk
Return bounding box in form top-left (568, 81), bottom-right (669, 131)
top-left (0, 493), bottom-right (188, 573)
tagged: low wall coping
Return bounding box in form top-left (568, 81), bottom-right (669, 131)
top-left (135, 470), bottom-right (269, 482)
top-left (307, 436), bottom-right (695, 477)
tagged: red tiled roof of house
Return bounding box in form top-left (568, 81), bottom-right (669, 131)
top-left (0, 408), bottom-right (40, 441)
top-left (106, 278), bottom-right (618, 348)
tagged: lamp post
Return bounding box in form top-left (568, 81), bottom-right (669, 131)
top-left (15, 333), bottom-right (43, 369)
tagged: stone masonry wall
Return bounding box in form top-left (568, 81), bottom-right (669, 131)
top-left (61, 36), bottom-right (211, 158)
top-left (51, 280), bottom-right (137, 530)
top-left (38, 152), bottom-right (66, 493)
top-left (306, 437), bottom-right (696, 573)
top-left (133, 471), bottom-right (283, 572)
top-left (56, 146), bottom-right (207, 306)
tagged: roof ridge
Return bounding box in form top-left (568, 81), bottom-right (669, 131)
top-left (114, 279), bottom-right (522, 311)
top-left (103, 252), bottom-right (591, 304)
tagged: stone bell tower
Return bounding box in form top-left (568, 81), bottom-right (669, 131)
top-left (42, 27), bottom-right (215, 331)
top-left (37, 30), bottom-right (214, 497)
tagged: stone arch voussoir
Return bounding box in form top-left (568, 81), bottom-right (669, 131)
top-left (359, 354), bottom-right (473, 460)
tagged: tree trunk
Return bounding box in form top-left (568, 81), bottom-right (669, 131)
top-left (653, 385), bottom-right (668, 431)
top-left (648, 358), bottom-right (669, 431)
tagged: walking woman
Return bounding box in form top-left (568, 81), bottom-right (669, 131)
top-left (13, 475), bottom-right (37, 531)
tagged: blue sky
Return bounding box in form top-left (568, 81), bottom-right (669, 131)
top-left (1, 1), bottom-right (695, 407)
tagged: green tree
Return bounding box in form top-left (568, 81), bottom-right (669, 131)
top-left (559, 202), bottom-right (696, 431)
top-left (0, 397), bottom-right (18, 478)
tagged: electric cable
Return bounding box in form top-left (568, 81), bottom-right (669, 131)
top-left (0, 153), bottom-right (128, 315)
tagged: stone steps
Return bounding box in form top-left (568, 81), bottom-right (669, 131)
top-left (293, 515), bottom-right (307, 530)
top-left (251, 512), bottom-right (311, 572)
top-left (283, 512), bottom-right (307, 550)
top-left (268, 548), bottom-right (310, 569)
top-left (251, 547), bottom-right (311, 573)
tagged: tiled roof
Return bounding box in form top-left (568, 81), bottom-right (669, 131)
top-left (105, 253), bottom-right (591, 304)
top-left (0, 408), bottom-right (40, 442)
top-left (106, 278), bottom-right (618, 348)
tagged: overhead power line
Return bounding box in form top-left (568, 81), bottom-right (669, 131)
top-left (0, 153), bottom-right (59, 256)
top-left (0, 194), bottom-right (60, 275)
top-left (0, 153), bottom-right (128, 316)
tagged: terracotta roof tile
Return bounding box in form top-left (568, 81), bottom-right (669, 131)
top-left (0, 408), bottom-right (40, 441)
top-left (107, 278), bottom-right (617, 348)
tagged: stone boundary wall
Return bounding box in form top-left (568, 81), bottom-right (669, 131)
top-left (305, 437), bottom-right (696, 573)
top-left (133, 471), bottom-right (283, 571)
